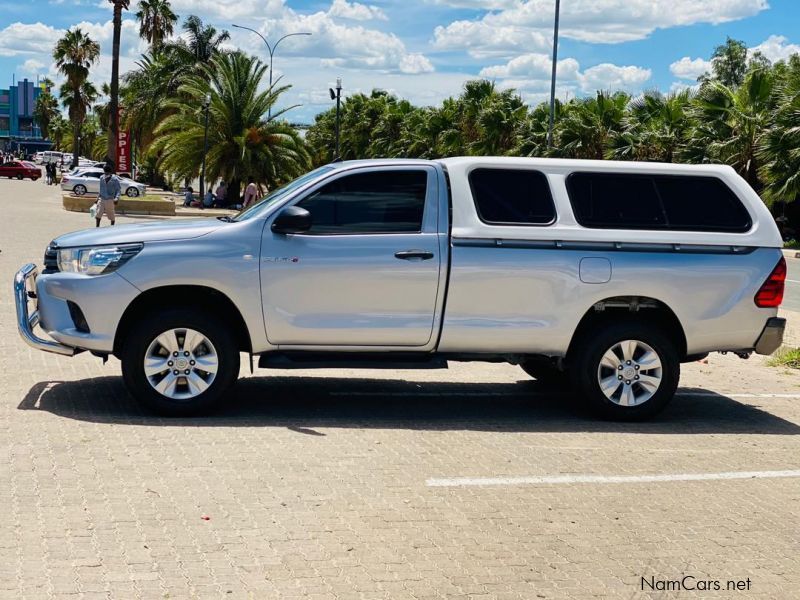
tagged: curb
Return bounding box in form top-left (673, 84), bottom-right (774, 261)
top-left (782, 249), bottom-right (800, 259)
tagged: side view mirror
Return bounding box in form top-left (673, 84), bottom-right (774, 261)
top-left (271, 206), bottom-right (312, 234)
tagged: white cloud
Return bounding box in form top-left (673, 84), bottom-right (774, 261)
top-left (669, 56), bottom-right (712, 80)
top-left (433, 21), bottom-right (551, 58)
top-left (0, 22), bottom-right (61, 56)
top-left (750, 34), bottom-right (800, 62)
top-left (480, 53), bottom-right (579, 80)
top-left (434, 0), bottom-right (768, 56)
top-left (19, 58), bottom-right (45, 74)
top-left (479, 54), bottom-right (650, 96)
top-left (328, 0), bottom-right (387, 21)
top-left (578, 63), bottom-right (651, 92)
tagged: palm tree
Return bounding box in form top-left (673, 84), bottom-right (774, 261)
top-left (59, 80), bottom-right (99, 158)
top-left (53, 28), bottom-right (100, 167)
top-left (553, 91), bottom-right (629, 159)
top-left (685, 68), bottom-right (778, 189)
top-left (175, 15), bottom-right (230, 64)
top-left (121, 47), bottom-right (190, 153)
top-left (33, 90), bottom-right (59, 140)
top-left (610, 90), bottom-right (693, 162)
top-left (153, 51), bottom-right (310, 200)
top-left (758, 55), bottom-right (800, 204)
top-left (135, 0), bottom-right (177, 48)
top-left (48, 116), bottom-right (71, 151)
top-left (107, 0), bottom-right (130, 165)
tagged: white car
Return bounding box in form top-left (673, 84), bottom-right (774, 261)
top-left (61, 168), bottom-right (147, 198)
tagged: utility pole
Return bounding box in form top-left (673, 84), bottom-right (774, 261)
top-left (329, 78), bottom-right (342, 160)
top-left (547, 0), bottom-right (561, 149)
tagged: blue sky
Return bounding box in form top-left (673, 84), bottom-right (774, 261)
top-left (1, 0), bottom-right (799, 123)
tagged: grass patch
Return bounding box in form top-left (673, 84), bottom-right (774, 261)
top-left (767, 346), bottom-right (800, 369)
top-left (784, 239), bottom-right (800, 249)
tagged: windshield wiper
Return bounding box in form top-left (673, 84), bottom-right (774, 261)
top-left (216, 215), bottom-right (234, 222)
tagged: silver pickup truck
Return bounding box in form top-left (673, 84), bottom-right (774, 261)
top-left (15, 157), bottom-right (786, 419)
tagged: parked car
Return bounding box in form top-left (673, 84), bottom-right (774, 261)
top-left (0, 160), bottom-right (42, 180)
top-left (61, 168), bottom-right (147, 197)
top-left (15, 158), bottom-right (786, 419)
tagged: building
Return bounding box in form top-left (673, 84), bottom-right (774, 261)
top-left (0, 77), bottom-right (52, 154)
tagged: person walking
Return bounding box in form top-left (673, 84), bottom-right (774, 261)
top-left (96, 164), bottom-right (121, 227)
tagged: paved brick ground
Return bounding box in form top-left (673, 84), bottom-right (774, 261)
top-left (2, 179), bottom-right (800, 599)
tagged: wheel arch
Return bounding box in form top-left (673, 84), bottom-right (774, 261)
top-left (113, 285), bottom-right (252, 357)
top-left (566, 296), bottom-right (688, 362)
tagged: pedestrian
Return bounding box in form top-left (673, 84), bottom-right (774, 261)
top-left (95, 164), bottom-right (120, 227)
top-left (242, 177), bottom-right (258, 209)
top-left (183, 186), bottom-right (194, 207)
top-left (215, 180), bottom-right (227, 208)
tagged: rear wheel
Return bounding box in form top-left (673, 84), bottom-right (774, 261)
top-left (571, 321), bottom-right (679, 420)
top-left (121, 309), bottom-right (240, 416)
top-left (73, 184), bottom-right (87, 196)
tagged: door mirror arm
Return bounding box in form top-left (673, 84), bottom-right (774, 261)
top-left (271, 206), bottom-right (312, 234)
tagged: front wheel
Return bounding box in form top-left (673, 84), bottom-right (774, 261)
top-left (126, 186), bottom-right (140, 197)
top-left (73, 184), bottom-right (87, 196)
top-left (121, 309), bottom-right (240, 416)
top-left (16, 174), bottom-right (23, 180)
top-left (571, 321), bottom-right (679, 421)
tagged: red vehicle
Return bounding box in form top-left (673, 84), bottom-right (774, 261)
top-left (0, 160), bottom-right (42, 181)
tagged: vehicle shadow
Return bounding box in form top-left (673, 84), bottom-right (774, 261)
top-left (18, 375), bottom-right (800, 435)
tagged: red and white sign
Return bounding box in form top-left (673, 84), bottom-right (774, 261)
top-left (116, 107), bottom-right (130, 173)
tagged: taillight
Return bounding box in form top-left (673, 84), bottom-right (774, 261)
top-left (755, 256), bottom-right (786, 308)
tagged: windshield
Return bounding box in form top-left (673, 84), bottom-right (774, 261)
top-left (233, 166), bottom-right (336, 222)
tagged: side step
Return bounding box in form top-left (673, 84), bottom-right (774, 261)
top-left (258, 352), bottom-right (448, 370)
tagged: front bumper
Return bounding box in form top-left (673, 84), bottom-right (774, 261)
top-left (14, 263), bottom-right (77, 356)
top-left (754, 317), bottom-right (786, 355)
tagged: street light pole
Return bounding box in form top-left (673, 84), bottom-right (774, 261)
top-left (329, 78), bottom-right (342, 160)
top-left (547, 0), bottom-right (561, 149)
top-left (232, 25), bottom-right (311, 119)
top-left (199, 93), bottom-right (211, 209)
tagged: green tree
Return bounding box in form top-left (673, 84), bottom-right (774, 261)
top-left (59, 79), bottom-right (99, 158)
top-left (553, 91), bottom-right (629, 159)
top-left (136, 0), bottom-right (178, 48)
top-left (685, 68), bottom-right (778, 189)
top-left (610, 90), bottom-right (692, 162)
top-left (153, 51), bottom-right (310, 201)
top-left (758, 55), bottom-right (800, 203)
top-left (53, 28), bottom-right (100, 167)
top-left (48, 115), bottom-right (71, 151)
top-left (701, 37), bottom-right (749, 87)
top-left (33, 90), bottom-right (59, 140)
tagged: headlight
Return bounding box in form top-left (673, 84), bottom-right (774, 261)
top-left (57, 243), bottom-right (143, 275)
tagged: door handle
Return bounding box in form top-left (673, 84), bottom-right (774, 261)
top-left (394, 250), bottom-right (434, 260)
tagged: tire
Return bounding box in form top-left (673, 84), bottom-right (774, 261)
top-left (121, 308), bottom-right (240, 416)
top-left (571, 320), bottom-right (680, 421)
top-left (520, 358), bottom-right (567, 385)
top-left (16, 174), bottom-right (23, 180)
top-left (126, 187), bottom-right (140, 197)
top-left (73, 184), bottom-right (87, 196)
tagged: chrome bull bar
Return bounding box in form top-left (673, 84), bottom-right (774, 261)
top-left (14, 263), bottom-right (77, 356)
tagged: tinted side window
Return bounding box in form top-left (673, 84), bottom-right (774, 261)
top-left (657, 176), bottom-right (751, 232)
top-left (298, 170), bottom-right (427, 234)
top-left (567, 172), bottom-right (751, 232)
top-left (469, 168), bottom-right (555, 225)
top-left (567, 173), bottom-right (665, 229)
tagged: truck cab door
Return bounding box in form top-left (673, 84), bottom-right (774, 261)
top-left (260, 165), bottom-right (444, 347)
